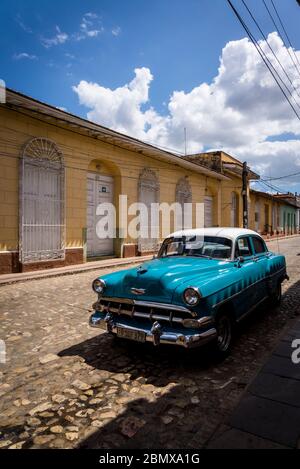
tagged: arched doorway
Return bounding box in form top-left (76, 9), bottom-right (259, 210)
top-left (20, 138), bottom-right (65, 263)
top-left (138, 168), bottom-right (159, 253)
top-left (86, 160), bottom-right (118, 258)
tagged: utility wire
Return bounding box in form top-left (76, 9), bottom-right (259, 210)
top-left (257, 178), bottom-right (287, 194)
top-left (242, 0), bottom-right (300, 103)
top-left (261, 169), bottom-right (300, 181)
top-left (226, 0), bottom-right (300, 121)
top-left (270, 0), bottom-right (300, 73)
top-left (262, 0), bottom-right (300, 78)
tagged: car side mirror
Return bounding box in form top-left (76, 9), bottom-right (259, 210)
top-left (236, 256), bottom-right (245, 268)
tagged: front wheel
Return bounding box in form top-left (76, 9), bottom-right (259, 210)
top-left (269, 281), bottom-right (282, 307)
top-left (214, 312), bottom-right (234, 357)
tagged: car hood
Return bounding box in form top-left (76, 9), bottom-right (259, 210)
top-left (101, 256), bottom-right (233, 303)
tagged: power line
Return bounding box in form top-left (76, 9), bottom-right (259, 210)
top-left (262, 0), bottom-right (300, 79)
top-left (226, 0), bottom-right (300, 121)
top-left (253, 179), bottom-right (281, 193)
top-left (261, 169), bottom-right (300, 181)
top-left (256, 178), bottom-right (287, 194)
top-left (242, 0), bottom-right (300, 104)
top-left (270, 0), bottom-right (300, 73)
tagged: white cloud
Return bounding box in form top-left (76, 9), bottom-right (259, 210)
top-left (41, 26), bottom-right (68, 48)
top-left (15, 14), bottom-right (32, 33)
top-left (112, 26), bottom-right (121, 37)
top-left (13, 52), bottom-right (37, 60)
top-left (75, 13), bottom-right (104, 40)
top-left (73, 32), bottom-right (300, 185)
top-left (73, 67), bottom-right (153, 137)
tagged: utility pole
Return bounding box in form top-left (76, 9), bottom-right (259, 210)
top-left (242, 161), bottom-right (248, 228)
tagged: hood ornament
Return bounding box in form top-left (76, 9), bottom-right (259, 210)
top-left (131, 288), bottom-right (146, 295)
top-left (137, 265), bottom-right (148, 274)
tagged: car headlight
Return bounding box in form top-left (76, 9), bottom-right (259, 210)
top-left (183, 287), bottom-right (201, 306)
top-left (92, 278), bottom-right (106, 294)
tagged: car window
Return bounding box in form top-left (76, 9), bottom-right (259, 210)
top-left (158, 236), bottom-right (232, 260)
top-left (235, 237), bottom-right (252, 258)
top-left (252, 236), bottom-right (267, 254)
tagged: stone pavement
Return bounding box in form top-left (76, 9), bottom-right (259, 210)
top-left (207, 319), bottom-right (300, 449)
top-left (0, 237), bottom-right (299, 449)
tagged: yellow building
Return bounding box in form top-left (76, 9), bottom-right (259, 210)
top-left (249, 190), bottom-right (298, 235)
top-left (4, 89), bottom-right (284, 274)
top-left (184, 151), bottom-right (259, 228)
top-left (1, 89), bottom-right (242, 274)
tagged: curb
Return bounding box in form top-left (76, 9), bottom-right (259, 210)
top-left (0, 255), bottom-right (152, 286)
top-left (264, 234), bottom-right (300, 243)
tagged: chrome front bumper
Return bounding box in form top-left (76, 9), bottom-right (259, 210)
top-left (89, 313), bottom-right (217, 349)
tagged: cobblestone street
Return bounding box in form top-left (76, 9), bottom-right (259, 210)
top-left (0, 237), bottom-right (300, 449)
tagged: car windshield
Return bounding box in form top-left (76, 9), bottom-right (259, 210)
top-left (158, 235), bottom-right (233, 260)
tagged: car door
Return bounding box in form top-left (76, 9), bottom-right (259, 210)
top-left (249, 235), bottom-right (269, 301)
top-left (233, 236), bottom-right (263, 318)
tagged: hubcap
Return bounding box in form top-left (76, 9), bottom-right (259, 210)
top-left (217, 316), bottom-right (232, 352)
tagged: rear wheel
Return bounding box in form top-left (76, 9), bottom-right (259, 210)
top-left (214, 312), bottom-right (234, 357)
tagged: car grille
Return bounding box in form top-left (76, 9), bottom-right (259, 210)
top-left (93, 297), bottom-right (196, 325)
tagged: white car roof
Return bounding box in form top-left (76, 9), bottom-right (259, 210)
top-left (167, 227), bottom-right (261, 242)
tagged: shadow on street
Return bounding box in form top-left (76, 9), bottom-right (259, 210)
top-left (58, 279), bottom-right (300, 449)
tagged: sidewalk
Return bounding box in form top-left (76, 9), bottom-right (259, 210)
top-left (0, 255), bottom-right (152, 286)
top-left (264, 233), bottom-right (300, 243)
top-left (207, 318), bottom-right (300, 449)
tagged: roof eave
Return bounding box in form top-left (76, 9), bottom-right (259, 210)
top-left (4, 88), bottom-right (229, 181)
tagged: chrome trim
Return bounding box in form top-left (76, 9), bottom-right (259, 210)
top-left (183, 286), bottom-right (201, 306)
top-left (89, 316), bottom-right (217, 349)
top-left (93, 297), bottom-right (197, 326)
top-left (183, 316), bottom-right (214, 328)
top-left (98, 297), bottom-right (193, 313)
top-left (93, 301), bottom-right (195, 325)
top-left (93, 278), bottom-right (106, 293)
top-left (150, 321), bottom-right (163, 346)
top-left (131, 288), bottom-right (146, 295)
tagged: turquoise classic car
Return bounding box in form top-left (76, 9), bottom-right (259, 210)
top-left (89, 228), bottom-right (288, 355)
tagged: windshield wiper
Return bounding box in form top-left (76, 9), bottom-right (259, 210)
top-left (186, 254), bottom-right (212, 259)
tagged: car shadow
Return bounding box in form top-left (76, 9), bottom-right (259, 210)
top-left (58, 332), bottom-right (220, 387)
top-left (77, 382), bottom-right (207, 449)
top-left (58, 279), bottom-right (300, 448)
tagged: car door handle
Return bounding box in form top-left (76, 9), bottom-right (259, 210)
top-left (253, 256), bottom-right (259, 262)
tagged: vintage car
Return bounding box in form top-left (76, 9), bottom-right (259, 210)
top-left (89, 228), bottom-right (288, 355)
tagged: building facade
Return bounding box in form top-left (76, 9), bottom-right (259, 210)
top-left (273, 193), bottom-right (300, 235)
top-left (0, 89), bottom-right (297, 275)
top-left (0, 89), bottom-right (232, 274)
top-left (250, 190), bottom-right (298, 235)
top-left (184, 151), bottom-right (259, 229)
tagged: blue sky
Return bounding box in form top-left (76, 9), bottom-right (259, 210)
top-left (1, 0), bottom-right (300, 192)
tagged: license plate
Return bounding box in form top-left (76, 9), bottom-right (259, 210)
top-left (117, 327), bottom-right (146, 343)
